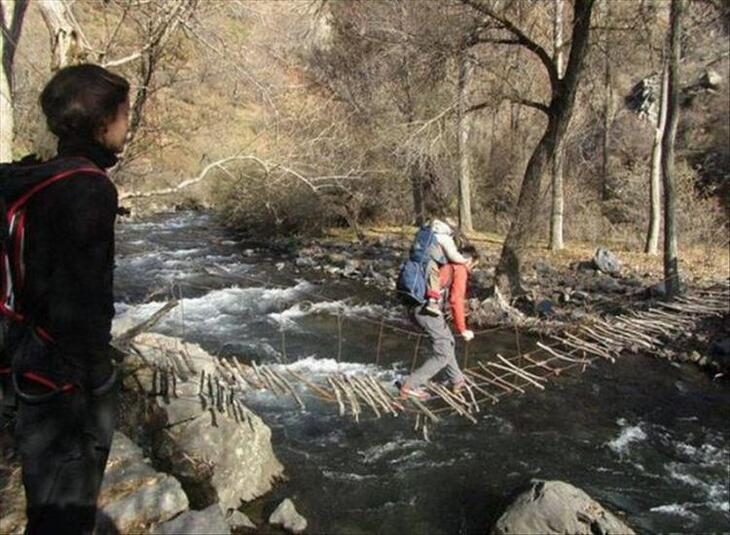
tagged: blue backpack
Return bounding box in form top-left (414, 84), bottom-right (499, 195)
top-left (396, 225), bottom-right (440, 305)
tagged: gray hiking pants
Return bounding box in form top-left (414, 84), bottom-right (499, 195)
top-left (404, 306), bottom-right (464, 389)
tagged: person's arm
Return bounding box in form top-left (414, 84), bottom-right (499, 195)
top-left (48, 173), bottom-right (117, 361)
top-left (436, 234), bottom-right (468, 264)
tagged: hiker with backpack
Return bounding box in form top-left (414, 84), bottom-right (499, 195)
top-left (0, 64), bottom-right (129, 533)
top-left (396, 221), bottom-right (479, 400)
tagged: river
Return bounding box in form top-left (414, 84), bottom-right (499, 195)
top-left (114, 211), bottom-right (730, 534)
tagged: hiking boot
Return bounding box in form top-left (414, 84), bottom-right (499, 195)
top-left (423, 299), bottom-right (442, 317)
top-left (400, 385), bottom-right (430, 401)
top-left (452, 378), bottom-right (466, 396)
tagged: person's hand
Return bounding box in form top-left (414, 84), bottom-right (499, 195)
top-left (466, 258), bottom-right (479, 271)
top-left (461, 329), bottom-right (474, 342)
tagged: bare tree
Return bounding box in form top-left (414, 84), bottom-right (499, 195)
top-left (646, 66), bottom-right (668, 255)
top-left (549, 0), bottom-right (565, 251)
top-left (457, 50), bottom-right (474, 232)
top-left (662, 0), bottom-right (684, 298)
top-left (0, 0), bottom-right (28, 162)
top-left (463, 0), bottom-right (597, 298)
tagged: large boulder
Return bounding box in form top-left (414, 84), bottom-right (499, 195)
top-left (0, 432), bottom-right (190, 535)
top-left (492, 480), bottom-right (633, 535)
top-left (129, 333), bottom-right (284, 511)
top-left (97, 432), bottom-right (189, 533)
top-left (592, 248), bottom-right (622, 276)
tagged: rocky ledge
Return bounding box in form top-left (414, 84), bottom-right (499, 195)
top-left (0, 333), bottom-right (289, 534)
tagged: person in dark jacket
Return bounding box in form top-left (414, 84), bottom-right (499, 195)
top-left (4, 64), bottom-right (129, 534)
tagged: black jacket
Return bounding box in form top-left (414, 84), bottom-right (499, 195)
top-left (0, 141), bottom-right (118, 368)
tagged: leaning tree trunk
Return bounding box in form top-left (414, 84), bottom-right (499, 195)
top-left (549, 0), bottom-right (565, 251)
top-left (645, 66), bottom-right (669, 255)
top-left (0, 0), bottom-right (28, 163)
top-left (457, 51), bottom-right (474, 233)
top-left (661, 0), bottom-right (683, 298)
top-left (496, 0), bottom-right (596, 298)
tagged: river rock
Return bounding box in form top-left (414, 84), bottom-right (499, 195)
top-left (592, 248), bottom-right (622, 275)
top-left (269, 498), bottom-right (307, 534)
top-left (128, 334), bottom-right (284, 511)
top-left (227, 510), bottom-right (257, 530)
top-left (535, 299), bottom-right (554, 317)
top-left (97, 432), bottom-right (189, 533)
top-left (595, 276), bottom-right (622, 293)
top-left (492, 480), bottom-right (633, 535)
top-left (153, 504), bottom-right (230, 535)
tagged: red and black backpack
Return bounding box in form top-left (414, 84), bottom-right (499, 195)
top-left (0, 157), bottom-right (106, 376)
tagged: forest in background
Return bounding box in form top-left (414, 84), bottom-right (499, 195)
top-left (2, 0), bottom-right (728, 296)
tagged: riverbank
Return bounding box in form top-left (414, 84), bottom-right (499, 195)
top-left (0, 332), bottom-right (301, 534)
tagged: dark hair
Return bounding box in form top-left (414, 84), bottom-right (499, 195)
top-left (461, 242), bottom-right (481, 261)
top-left (40, 64), bottom-right (129, 141)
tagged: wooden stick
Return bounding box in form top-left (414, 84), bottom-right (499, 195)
top-left (493, 354), bottom-right (547, 389)
top-left (476, 363), bottom-right (526, 394)
top-left (334, 375), bottom-right (360, 422)
top-left (465, 366), bottom-right (516, 394)
top-left (367, 376), bottom-right (406, 413)
top-left (460, 376), bottom-right (482, 411)
top-left (359, 375), bottom-right (397, 416)
top-left (427, 382), bottom-right (477, 423)
top-left (536, 342), bottom-right (585, 364)
top-left (561, 333), bottom-right (616, 362)
top-left (407, 395), bottom-right (439, 424)
top-left (287, 369), bottom-right (336, 401)
top-left (327, 376), bottom-right (346, 416)
top-left (578, 326), bottom-right (624, 351)
top-left (269, 367), bottom-right (306, 410)
top-left (115, 300), bottom-right (179, 346)
top-left (462, 374), bottom-right (498, 404)
top-left (347, 375), bottom-right (381, 418)
top-left (522, 354), bottom-right (560, 375)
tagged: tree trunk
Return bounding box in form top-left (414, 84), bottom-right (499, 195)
top-left (496, 0), bottom-right (595, 297)
top-left (35, 0), bottom-right (84, 159)
top-left (549, 0), bottom-right (565, 251)
top-left (410, 162), bottom-right (425, 226)
top-left (600, 0), bottom-right (612, 201)
top-left (645, 66), bottom-right (668, 255)
top-left (0, 0), bottom-right (28, 163)
top-left (457, 51), bottom-right (474, 233)
top-left (37, 0), bottom-right (82, 70)
top-left (661, 0), bottom-right (683, 299)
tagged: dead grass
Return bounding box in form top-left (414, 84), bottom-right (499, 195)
top-left (326, 224), bottom-right (729, 286)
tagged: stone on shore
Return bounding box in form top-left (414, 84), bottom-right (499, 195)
top-left (97, 432), bottom-right (189, 533)
top-left (227, 510), bottom-right (257, 530)
top-left (269, 498), bottom-right (308, 534)
top-left (592, 248), bottom-right (622, 276)
top-left (153, 504), bottom-right (230, 534)
top-left (492, 480), bottom-right (634, 535)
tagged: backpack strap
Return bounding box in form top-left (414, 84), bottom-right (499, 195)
top-left (0, 165), bottom-right (107, 343)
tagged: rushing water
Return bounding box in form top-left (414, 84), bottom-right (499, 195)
top-left (115, 212), bottom-right (730, 534)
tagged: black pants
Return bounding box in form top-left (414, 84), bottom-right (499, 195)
top-left (12, 332), bottom-right (118, 535)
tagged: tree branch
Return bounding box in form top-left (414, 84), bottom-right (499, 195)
top-left (460, 0), bottom-right (559, 91)
top-left (508, 96), bottom-right (550, 114)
